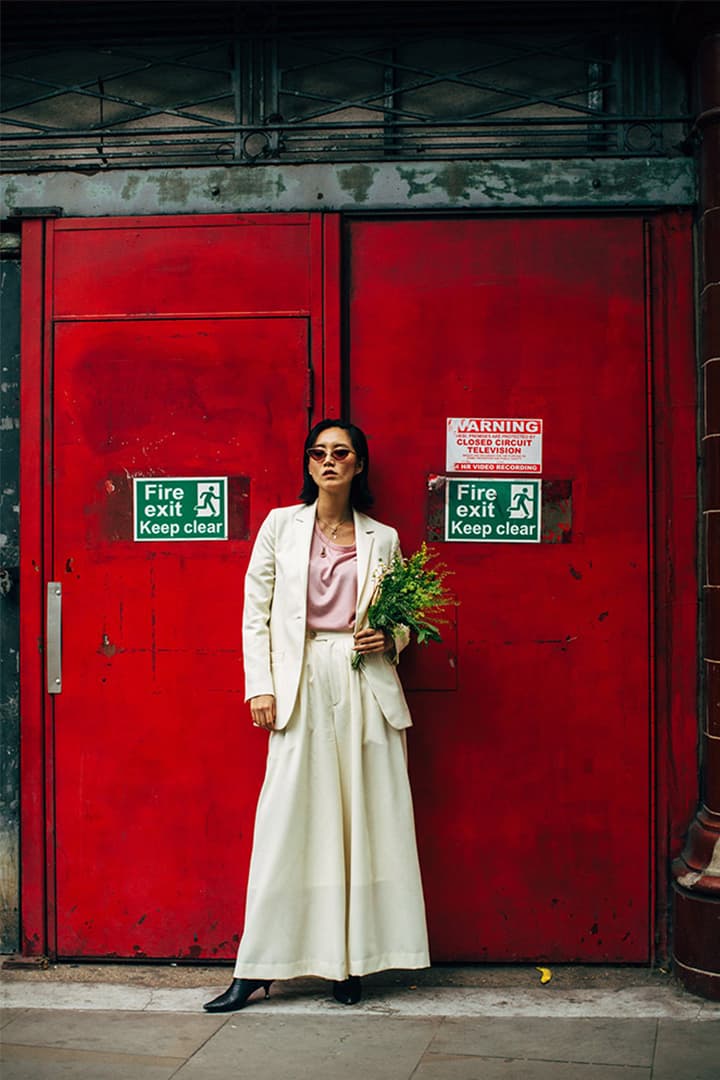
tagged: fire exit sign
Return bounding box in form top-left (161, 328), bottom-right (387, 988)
top-left (445, 478), bottom-right (541, 543)
top-left (133, 477), bottom-right (228, 541)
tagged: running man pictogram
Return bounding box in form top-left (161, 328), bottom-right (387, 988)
top-left (195, 482), bottom-right (221, 517)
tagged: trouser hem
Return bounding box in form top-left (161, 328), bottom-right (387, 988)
top-left (233, 951), bottom-right (431, 982)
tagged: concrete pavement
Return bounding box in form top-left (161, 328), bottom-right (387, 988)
top-left (2, 966), bottom-right (719, 1078)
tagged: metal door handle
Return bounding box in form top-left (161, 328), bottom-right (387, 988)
top-left (47, 582), bottom-right (62, 694)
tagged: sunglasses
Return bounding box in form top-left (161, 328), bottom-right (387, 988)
top-left (306, 446), bottom-right (356, 463)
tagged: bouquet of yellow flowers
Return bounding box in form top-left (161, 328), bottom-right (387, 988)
top-left (351, 542), bottom-right (453, 669)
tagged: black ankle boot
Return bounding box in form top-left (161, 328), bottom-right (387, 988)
top-left (203, 978), bottom-right (272, 1013)
top-left (332, 975), bottom-right (362, 1005)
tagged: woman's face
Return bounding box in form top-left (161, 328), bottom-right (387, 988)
top-left (306, 426), bottom-right (363, 499)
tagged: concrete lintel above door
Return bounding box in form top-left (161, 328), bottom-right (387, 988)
top-left (1, 157), bottom-right (695, 220)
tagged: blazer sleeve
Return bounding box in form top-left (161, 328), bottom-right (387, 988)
top-left (389, 528), bottom-right (411, 663)
top-left (242, 509), bottom-right (277, 702)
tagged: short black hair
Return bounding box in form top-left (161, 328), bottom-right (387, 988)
top-left (300, 419), bottom-right (374, 511)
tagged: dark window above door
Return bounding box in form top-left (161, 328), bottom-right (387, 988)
top-left (1, 1), bottom-right (691, 171)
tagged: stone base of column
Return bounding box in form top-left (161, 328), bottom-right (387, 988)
top-left (671, 883), bottom-right (720, 1000)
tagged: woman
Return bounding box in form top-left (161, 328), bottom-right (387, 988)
top-left (204, 419), bottom-right (429, 1012)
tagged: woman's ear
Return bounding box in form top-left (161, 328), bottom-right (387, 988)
top-left (355, 458), bottom-right (364, 475)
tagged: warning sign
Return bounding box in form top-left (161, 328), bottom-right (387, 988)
top-left (445, 478), bottom-right (541, 543)
top-left (133, 477), bottom-right (228, 541)
top-left (446, 417), bottom-right (543, 473)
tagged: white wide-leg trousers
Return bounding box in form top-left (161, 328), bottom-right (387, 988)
top-left (233, 631), bottom-right (430, 981)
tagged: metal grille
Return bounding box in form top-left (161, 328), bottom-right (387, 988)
top-left (0, 2), bottom-right (690, 171)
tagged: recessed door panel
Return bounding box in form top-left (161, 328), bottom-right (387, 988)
top-left (52, 314), bottom-right (310, 959)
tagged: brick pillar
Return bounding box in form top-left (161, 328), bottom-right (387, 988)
top-left (672, 30), bottom-right (720, 1001)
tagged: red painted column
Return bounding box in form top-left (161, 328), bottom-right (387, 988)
top-left (672, 29), bottom-right (720, 1000)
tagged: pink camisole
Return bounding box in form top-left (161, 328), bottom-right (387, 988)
top-left (306, 523), bottom-right (357, 632)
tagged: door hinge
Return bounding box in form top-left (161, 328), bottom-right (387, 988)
top-left (305, 366), bottom-right (314, 410)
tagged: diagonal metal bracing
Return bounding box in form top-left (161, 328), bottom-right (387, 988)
top-left (2, 48), bottom-right (235, 129)
top-left (0, 17), bottom-right (687, 169)
top-left (3, 79), bottom-right (235, 131)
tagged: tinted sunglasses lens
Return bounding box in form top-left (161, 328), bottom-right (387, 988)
top-left (307, 447), bottom-right (353, 462)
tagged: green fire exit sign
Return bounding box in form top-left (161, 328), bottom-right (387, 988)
top-left (445, 478), bottom-right (541, 543)
top-left (133, 477), bottom-right (228, 541)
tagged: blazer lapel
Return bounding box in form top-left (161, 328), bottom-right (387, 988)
top-left (354, 510), bottom-right (376, 623)
top-left (294, 501), bottom-right (317, 599)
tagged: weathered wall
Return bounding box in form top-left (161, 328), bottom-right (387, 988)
top-left (1, 158), bottom-right (696, 219)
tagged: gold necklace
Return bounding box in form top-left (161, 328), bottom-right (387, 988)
top-left (318, 516), bottom-right (351, 557)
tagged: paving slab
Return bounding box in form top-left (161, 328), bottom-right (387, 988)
top-left (172, 1014), bottom-right (441, 1080)
top-left (652, 1019), bottom-right (720, 1080)
top-left (0, 1007), bottom-right (25, 1030)
top-left (0, 1007), bottom-right (717, 1080)
top-left (413, 1056), bottom-right (651, 1079)
top-left (1, 982), bottom-right (153, 1012)
top-left (429, 1016), bottom-right (657, 1067)
top-left (1, 1007), bottom-right (225, 1056)
top-left (4, 979), bottom-right (720, 1019)
top-left (0, 1041), bottom-right (183, 1080)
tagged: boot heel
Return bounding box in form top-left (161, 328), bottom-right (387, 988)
top-left (203, 977), bottom-right (274, 1013)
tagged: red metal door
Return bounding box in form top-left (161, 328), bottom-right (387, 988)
top-left (22, 211), bottom-right (694, 964)
top-left (348, 216), bottom-right (658, 962)
top-left (33, 215), bottom-right (328, 959)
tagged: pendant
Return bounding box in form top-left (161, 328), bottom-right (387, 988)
top-left (320, 547), bottom-right (327, 558)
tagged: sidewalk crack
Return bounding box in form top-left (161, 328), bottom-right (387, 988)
top-left (650, 1017), bottom-right (660, 1077)
top-left (407, 1017), bottom-right (445, 1080)
top-left (167, 1016), bottom-right (234, 1079)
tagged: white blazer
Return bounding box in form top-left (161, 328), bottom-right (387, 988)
top-left (243, 501), bottom-right (412, 731)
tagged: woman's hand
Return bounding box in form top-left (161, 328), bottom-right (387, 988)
top-left (250, 694), bottom-right (276, 731)
top-left (353, 627), bottom-right (393, 657)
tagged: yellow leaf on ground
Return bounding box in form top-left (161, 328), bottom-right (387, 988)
top-left (536, 966), bottom-right (552, 984)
